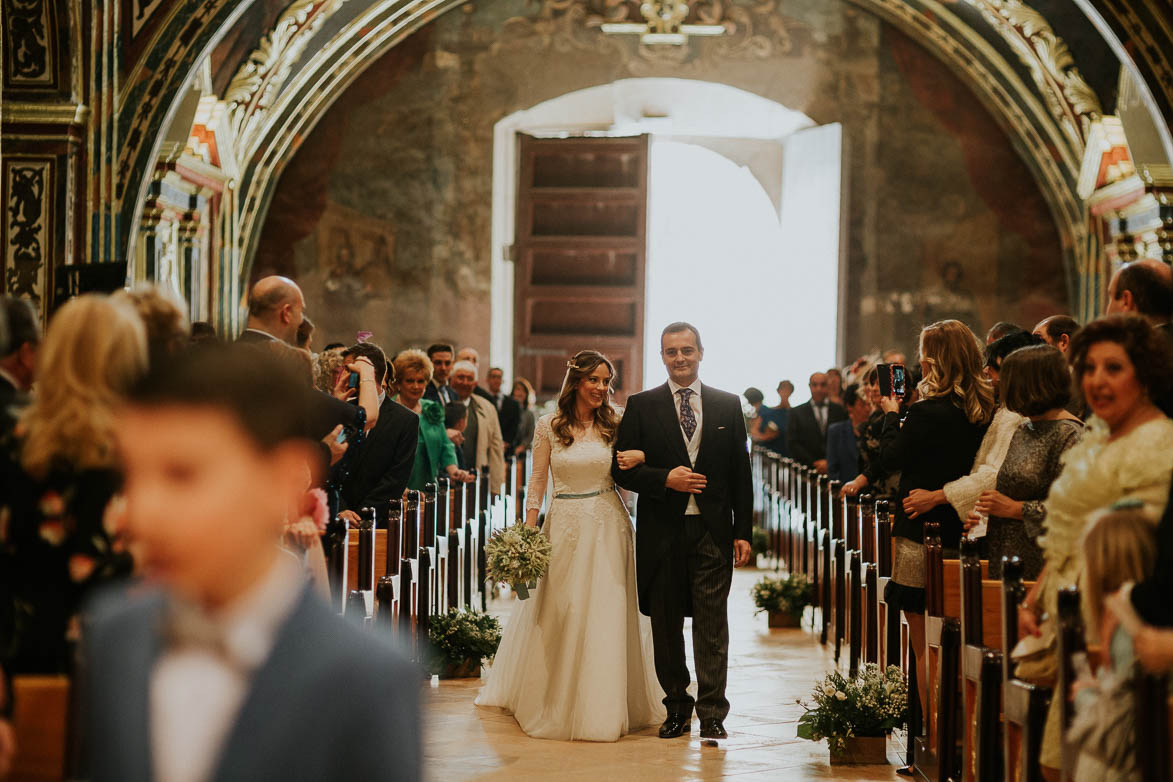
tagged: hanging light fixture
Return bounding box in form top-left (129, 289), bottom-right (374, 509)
top-left (601, 0), bottom-right (726, 46)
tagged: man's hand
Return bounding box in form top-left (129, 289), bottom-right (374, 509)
top-left (447, 428), bottom-right (465, 447)
top-left (323, 425), bottom-right (349, 465)
top-left (813, 459), bottom-right (828, 475)
top-left (338, 509), bottom-right (362, 528)
top-left (733, 539), bottom-right (753, 568)
top-left (666, 466), bottom-right (706, 494)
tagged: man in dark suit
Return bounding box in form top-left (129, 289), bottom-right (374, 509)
top-left (612, 322), bottom-right (753, 742)
top-left (787, 372), bottom-right (847, 473)
top-left (0, 296), bottom-right (39, 433)
top-left (484, 366), bottom-right (521, 447)
top-left (825, 383), bottom-right (872, 484)
top-left (333, 343), bottom-right (419, 527)
top-left (423, 343), bottom-right (455, 405)
top-left (237, 276), bottom-right (305, 345)
top-left (85, 345), bottom-right (420, 782)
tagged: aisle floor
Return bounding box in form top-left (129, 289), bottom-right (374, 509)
top-left (423, 566), bottom-right (906, 781)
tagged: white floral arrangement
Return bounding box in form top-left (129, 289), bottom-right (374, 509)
top-left (796, 664), bottom-right (908, 753)
top-left (484, 524), bottom-right (552, 600)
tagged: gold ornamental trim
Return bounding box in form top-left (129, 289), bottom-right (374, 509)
top-left (1, 102), bottom-right (90, 125)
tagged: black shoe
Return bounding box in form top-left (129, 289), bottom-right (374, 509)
top-left (698, 718), bottom-right (727, 740)
top-left (658, 714), bottom-right (691, 739)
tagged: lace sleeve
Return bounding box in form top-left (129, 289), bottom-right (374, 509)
top-left (526, 416), bottom-right (552, 512)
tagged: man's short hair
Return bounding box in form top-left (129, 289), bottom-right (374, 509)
top-left (128, 345), bottom-right (314, 450)
top-left (1039, 315), bottom-right (1079, 342)
top-left (986, 330), bottom-right (1043, 368)
top-left (1001, 345), bottom-right (1072, 417)
top-left (1114, 262), bottom-right (1173, 318)
top-left (451, 360), bottom-right (478, 378)
top-left (488, 367), bottom-right (504, 377)
top-left (426, 343), bottom-right (454, 360)
top-left (660, 322), bottom-right (703, 351)
top-left (346, 342), bottom-right (389, 385)
top-left (986, 322), bottom-right (1023, 344)
top-left (444, 402), bottom-right (469, 429)
top-left (1, 296), bottom-right (40, 356)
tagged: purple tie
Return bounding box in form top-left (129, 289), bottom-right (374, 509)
top-left (677, 388), bottom-right (697, 442)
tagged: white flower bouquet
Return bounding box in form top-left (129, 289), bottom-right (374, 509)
top-left (796, 664), bottom-right (907, 753)
top-left (484, 524), bottom-right (552, 599)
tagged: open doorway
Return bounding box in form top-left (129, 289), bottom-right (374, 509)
top-left (493, 79), bottom-right (844, 402)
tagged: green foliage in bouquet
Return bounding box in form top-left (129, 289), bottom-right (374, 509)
top-left (750, 573), bottom-right (812, 620)
top-left (796, 664), bottom-right (908, 752)
top-left (751, 527), bottom-right (769, 557)
top-left (484, 524), bottom-right (552, 597)
top-left (426, 608), bottom-right (502, 674)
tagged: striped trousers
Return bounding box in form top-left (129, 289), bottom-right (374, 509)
top-left (648, 514), bottom-right (733, 722)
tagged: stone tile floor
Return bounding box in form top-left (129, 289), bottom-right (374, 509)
top-left (424, 567), bottom-right (906, 781)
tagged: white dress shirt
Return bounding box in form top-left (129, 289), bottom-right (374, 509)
top-left (150, 553), bottom-right (303, 782)
top-left (667, 377), bottom-right (703, 516)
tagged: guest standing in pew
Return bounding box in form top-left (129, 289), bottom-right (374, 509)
top-left (423, 343), bottom-right (456, 406)
top-left (1065, 506), bottom-right (1156, 782)
top-left (900, 330), bottom-right (1038, 530)
top-left (787, 373), bottom-right (847, 474)
top-left (333, 342), bottom-right (419, 528)
top-left (1131, 481), bottom-right (1173, 629)
top-left (392, 349), bottom-right (474, 491)
top-left (511, 378), bottom-right (537, 457)
top-left (749, 380), bottom-right (792, 457)
top-left (485, 367), bottom-right (522, 450)
top-left (826, 383), bottom-right (872, 484)
top-left (876, 320), bottom-right (994, 742)
top-left (0, 295), bottom-right (147, 676)
top-left (237, 276), bottom-right (305, 346)
top-left (449, 361), bottom-right (506, 496)
top-left (843, 367), bottom-right (900, 499)
top-left (84, 346), bottom-right (420, 782)
top-left (964, 346), bottom-right (1083, 578)
top-left (1033, 314), bottom-right (1079, 355)
top-left (1016, 314), bottom-right (1173, 780)
top-left (446, 403), bottom-right (471, 470)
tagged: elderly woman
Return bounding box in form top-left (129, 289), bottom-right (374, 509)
top-left (1016, 314), bottom-right (1173, 778)
top-left (393, 349), bottom-right (472, 491)
top-left (965, 345), bottom-right (1083, 578)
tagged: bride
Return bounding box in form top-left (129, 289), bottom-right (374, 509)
top-left (475, 350), bottom-right (666, 741)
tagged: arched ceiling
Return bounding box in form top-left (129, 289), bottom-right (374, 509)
top-left (114, 0), bottom-right (1173, 287)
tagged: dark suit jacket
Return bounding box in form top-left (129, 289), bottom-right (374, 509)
top-left (825, 420), bottom-right (860, 484)
top-left (611, 383), bottom-right (753, 616)
top-left (338, 397), bottom-right (419, 519)
top-left (473, 386), bottom-right (493, 402)
top-left (235, 329), bottom-right (278, 344)
top-left (1132, 480), bottom-right (1173, 626)
top-left (787, 401), bottom-right (847, 467)
top-left (423, 381), bottom-right (453, 406)
top-left (488, 393), bottom-right (522, 446)
top-left (83, 584), bottom-right (421, 782)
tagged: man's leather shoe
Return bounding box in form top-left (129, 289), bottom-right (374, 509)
top-left (658, 714), bottom-right (691, 739)
top-left (699, 719), bottom-right (727, 740)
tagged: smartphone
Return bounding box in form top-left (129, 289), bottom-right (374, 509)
top-left (877, 363), bottom-right (907, 398)
top-left (347, 371), bottom-right (360, 390)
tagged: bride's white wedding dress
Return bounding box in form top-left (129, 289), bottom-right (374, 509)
top-left (475, 414), bottom-right (666, 741)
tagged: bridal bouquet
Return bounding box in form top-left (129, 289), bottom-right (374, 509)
top-left (484, 524), bottom-right (551, 600)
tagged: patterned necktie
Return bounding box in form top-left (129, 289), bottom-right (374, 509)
top-left (677, 388), bottom-right (697, 442)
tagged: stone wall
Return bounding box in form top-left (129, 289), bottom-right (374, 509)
top-left (252, 0), bottom-right (1067, 370)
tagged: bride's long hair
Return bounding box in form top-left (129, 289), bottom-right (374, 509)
top-left (550, 350), bottom-right (620, 447)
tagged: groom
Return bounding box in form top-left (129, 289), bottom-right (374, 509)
top-left (612, 322), bottom-right (753, 740)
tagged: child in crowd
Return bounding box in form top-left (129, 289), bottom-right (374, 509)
top-left (1066, 504), bottom-right (1156, 782)
top-left (83, 345), bottom-right (420, 782)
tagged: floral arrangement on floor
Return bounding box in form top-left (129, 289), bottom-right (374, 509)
top-left (751, 527), bottom-right (769, 559)
top-left (796, 664), bottom-right (908, 753)
top-left (750, 572), bottom-right (813, 620)
top-left (484, 523), bottom-right (552, 599)
top-left (426, 608), bottom-right (503, 676)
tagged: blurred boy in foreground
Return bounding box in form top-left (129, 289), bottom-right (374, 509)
top-left (83, 346), bottom-right (420, 782)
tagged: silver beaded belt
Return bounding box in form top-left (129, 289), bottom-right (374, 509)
top-left (554, 486), bottom-right (613, 500)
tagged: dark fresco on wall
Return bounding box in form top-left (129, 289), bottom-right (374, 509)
top-left (251, 0), bottom-right (1069, 367)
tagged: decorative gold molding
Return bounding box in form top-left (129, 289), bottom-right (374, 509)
top-left (1, 102), bottom-right (90, 125)
top-left (224, 0), bottom-right (350, 160)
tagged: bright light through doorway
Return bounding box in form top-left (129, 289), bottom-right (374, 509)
top-left (644, 136), bottom-right (841, 406)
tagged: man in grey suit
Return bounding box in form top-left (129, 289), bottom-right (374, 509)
top-left (611, 322), bottom-right (753, 742)
top-left (82, 345), bottom-right (420, 782)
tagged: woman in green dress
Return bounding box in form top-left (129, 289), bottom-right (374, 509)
top-left (391, 349), bottom-right (474, 490)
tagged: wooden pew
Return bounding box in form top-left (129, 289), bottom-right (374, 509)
top-left (959, 539), bottom-right (1004, 782)
top-left (1001, 556), bottom-right (1050, 782)
top-left (914, 520), bottom-right (962, 782)
top-left (830, 480), bottom-right (847, 657)
top-left (1056, 585), bottom-right (1085, 778)
top-left (875, 500), bottom-right (899, 669)
top-left (845, 493), bottom-right (867, 677)
top-left (860, 497), bottom-right (880, 665)
top-left (9, 675), bottom-right (71, 782)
